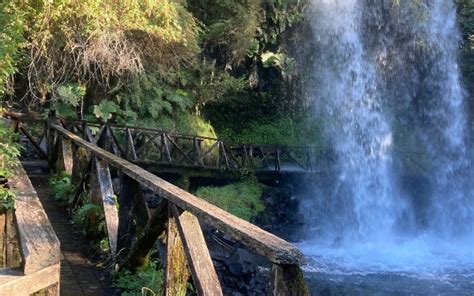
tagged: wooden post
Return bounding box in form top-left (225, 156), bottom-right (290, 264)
top-left (163, 134), bottom-right (172, 163)
top-left (55, 138), bottom-right (73, 174)
top-left (47, 110), bottom-right (58, 164)
top-left (194, 138), bottom-right (204, 166)
top-left (170, 205), bottom-right (223, 296)
top-left (90, 157), bottom-right (119, 256)
top-left (119, 199), bottom-right (167, 272)
top-left (125, 128), bottom-right (137, 160)
top-left (165, 205), bottom-right (190, 296)
top-left (71, 145), bottom-right (90, 187)
top-left (268, 264), bottom-right (309, 296)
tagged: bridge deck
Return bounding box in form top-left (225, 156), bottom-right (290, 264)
top-left (23, 161), bottom-right (118, 295)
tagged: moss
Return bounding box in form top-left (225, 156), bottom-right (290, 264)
top-left (195, 178), bottom-right (265, 221)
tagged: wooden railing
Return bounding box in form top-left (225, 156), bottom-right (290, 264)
top-left (3, 110), bottom-right (317, 175)
top-left (0, 163), bottom-right (61, 295)
top-left (60, 118), bottom-right (317, 175)
top-left (5, 110), bottom-right (310, 294)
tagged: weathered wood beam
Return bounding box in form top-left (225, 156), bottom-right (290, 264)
top-left (5, 211), bottom-right (19, 268)
top-left (52, 123), bottom-right (305, 265)
top-left (55, 138), bottom-right (73, 174)
top-left (7, 164), bottom-right (60, 274)
top-left (165, 205), bottom-right (190, 296)
top-left (125, 128), bottom-right (137, 160)
top-left (268, 264), bottom-right (309, 296)
top-left (0, 264), bottom-right (60, 296)
top-left (194, 138), bottom-right (204, 166)
top-left (162, 133), bottom-right (172, 163)
top-left (90, 157), bottom-right (119, 256)
top-left (0, 213), bottom-right (5, 268)
top-left (170, 205), bottom-right (223, 296)
top-left (119, 199), bottom-right (167, 272)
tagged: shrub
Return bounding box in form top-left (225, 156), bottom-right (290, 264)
top-left (195, 178), bottom-right (265, 221)
top-left (114, 260), bottom-right (164, 296)
top-left (49, 172), bottom-right (74, 202)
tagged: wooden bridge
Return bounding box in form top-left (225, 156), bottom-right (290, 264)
top-left (2, 110), bottom-right (310, 295)
top-left (6, 110), bottom-right (317, 182)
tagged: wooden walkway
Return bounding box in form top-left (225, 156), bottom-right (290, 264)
top-left (3, 110), bottom-right (310, 295)
top-left (23, 161), bottom-right (118, 296)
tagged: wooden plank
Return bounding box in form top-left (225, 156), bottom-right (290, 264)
top-left (90, 158), bottom-right (119, 256)
top-left (60, 138), bottom-right (73, 174)
top-left (8, 164), bottom-right (61, 274)
top-left (268, 264), bottom-right (309, 296)
top-left (165, 206), bottom-right (190, 296)
top-left (162, 133), bottom-right (172, 163)
top-left (194, 138), bottom-right (204, 166)
top-left (0, 213), bottom-right (5, 267)
top-left (0, 264), bottom-right (60, 296)
top-left (5, 211), bottom-right (20, 268)
top-left (220, 143), bottom-right (230, 169)
top-left (170, 205), bottom-right (223, 296)
top-left (52, 124), bottom-right (305, 265)
top-left (119, 199), bottom-right (167, 271)
top-left (125, 128), bottom-right (137, 160)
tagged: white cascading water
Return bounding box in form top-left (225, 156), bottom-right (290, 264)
top-left (300, 0), bottom-right (474, 294)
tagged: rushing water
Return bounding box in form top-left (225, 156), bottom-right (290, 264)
top-left (301, 1), bottom-right (474, 294)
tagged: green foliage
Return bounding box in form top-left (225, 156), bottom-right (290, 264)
top-left (116, 74), bottom-right (194, 119)
top-left (56, 83), bottom-right (86, 107)
top-left (48, 172), bottom-right (73, 202)
top-left (0, 186), bottom-right (15, 212)
top-left (73, 203), bottom-right (104, 236)
top-left (0, 118), bottom-right (21, 212)
top-left (93, 100), bottom-right (120, 121)
top-left (26, 0), bottom-right (200, 102)
top-left (114, 260), bottom-right (164, 296)
top-left (189, 0), bottom-right (303, 69)
top-left (0, 1), bottom-right (26, 96)
top-left (217, 116), bottom-right (325, 148)
top-left (195, 178), bottom-right (265, 221)
top-left (261, 51), bottom-right (296, 78)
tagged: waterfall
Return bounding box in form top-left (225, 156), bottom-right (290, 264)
top-left (301, 0), bottom-right (473, 263)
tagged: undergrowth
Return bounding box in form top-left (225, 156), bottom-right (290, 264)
top-left (195, 178), bottom-right (265, 221)
top-left (113, 259), bottom-right (164, 296)
top-left (48, 172), bottom-right (73, 202)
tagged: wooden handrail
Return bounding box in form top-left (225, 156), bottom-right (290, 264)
top-left (0, 162), bottom-right (61, 295)
top-left (51, 123), bottom-right (305, 265)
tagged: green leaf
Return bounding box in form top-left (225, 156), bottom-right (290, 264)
top-left (93, 101), bottom-right (119, 121)
top-left (56, 83), bottom-right (86, 107)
